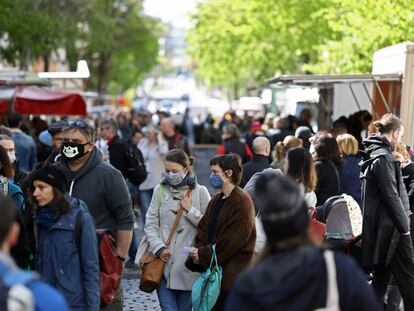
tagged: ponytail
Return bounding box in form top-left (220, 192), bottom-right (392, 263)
top-left (275, 141), bottom-right (285, 162)
top-left (374, 113), bottom-right (402, 134)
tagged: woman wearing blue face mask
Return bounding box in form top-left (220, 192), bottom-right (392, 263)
top-left (185, 153), bottom-right (256, 311)
top-left (143, 149), bottom-right (211, 311)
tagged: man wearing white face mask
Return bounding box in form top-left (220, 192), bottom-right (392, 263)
top-left (0, 134), bottom-right (27, 188)
top-left (58, 120), bottom-right (134, 310)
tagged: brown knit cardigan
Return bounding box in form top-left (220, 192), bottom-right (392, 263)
top-left (185, 186), bottom-right (256, 291)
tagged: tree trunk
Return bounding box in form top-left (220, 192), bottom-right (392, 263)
top-left (19, 48), bottom-right (30, 71)
top-left (43, 53), bottom-right (49, 72)
top-left (97, 51), bottom-right (112, 102)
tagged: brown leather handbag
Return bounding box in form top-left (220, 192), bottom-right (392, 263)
top-left (139, 188), bottom-right (193, 293)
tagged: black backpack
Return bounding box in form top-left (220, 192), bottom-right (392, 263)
top-left (123, 142), bottom-right (148, 186)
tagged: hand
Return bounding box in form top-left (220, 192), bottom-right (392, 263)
top-left (159, 249), bottom-right (172, 262)
top-left (157, 131), bottom-right (165, 143)
top-left (402, 231), bottom-right (411, 236)
top-left (189, 248), bottom-right (199, 264)
top-left (180, 195), bottom-right (192, 212)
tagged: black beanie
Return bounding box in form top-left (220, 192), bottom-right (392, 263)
top-left (254, 173), bottom-right (309, 242)
top-left (32, 165), bottom-right (68, 194)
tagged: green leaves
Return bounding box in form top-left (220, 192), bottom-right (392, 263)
top-left (0, 0), bottom-right (159, 94)
top-left (189, 0), bottom-right (414, 97)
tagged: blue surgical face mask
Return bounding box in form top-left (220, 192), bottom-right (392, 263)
top-left (209, 172), bottom-right (225, 189)
top-left (164, 171), bottom-right (186, 186)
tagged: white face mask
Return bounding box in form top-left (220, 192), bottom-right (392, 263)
top-left (7, 152), bottom-right (16, 163)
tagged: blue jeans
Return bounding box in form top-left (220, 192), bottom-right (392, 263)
top-left (139, 189), bottom-right (154, 225)
top-left (157, 278), bottom-right (192, 311)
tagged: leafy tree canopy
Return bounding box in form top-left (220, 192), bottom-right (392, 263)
top-left (0, 0), bottom-right (160, 94)
top-left (188, 0), bottom-right (414, 97)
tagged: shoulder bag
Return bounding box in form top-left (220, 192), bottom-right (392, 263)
top-left (192, 244), bottom-right (223, 311)
top-left (139, 187), bottom-right (193, 293)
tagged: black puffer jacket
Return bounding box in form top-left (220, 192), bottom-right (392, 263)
top-left (360, 135), bottom-right (410, 268)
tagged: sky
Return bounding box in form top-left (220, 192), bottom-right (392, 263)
top-left (143, 0), bottom-right (199, 29)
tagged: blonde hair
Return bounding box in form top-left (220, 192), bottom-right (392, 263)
top-left (336, 134), bottom-right (358, 156)
top-left (274, 135), bottom-right (302, 162)
top-left (395, 143), bottom-right (410, 162)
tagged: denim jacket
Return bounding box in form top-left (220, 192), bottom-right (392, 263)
top-left (35, 197), bottom-right (99, 311)
top-left (11, 130), bottom-right (37, 172)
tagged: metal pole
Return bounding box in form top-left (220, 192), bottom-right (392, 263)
top-left (373, 79), bottom-right (392, 113)
top-left (362, 82), bottom-right (380, 119)
top-left (348, 83), bottom-right (362, 111)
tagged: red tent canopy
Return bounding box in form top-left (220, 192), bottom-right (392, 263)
top-left (0, 100), bottom-right (8, 113)
top-left (14, 87), bottom-right (86, 116)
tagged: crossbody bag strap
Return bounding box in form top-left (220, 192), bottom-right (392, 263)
top-left (165, 188), bottom-right (193, 246)
top-left (157, 184), bottom-right (165, 227)
top-left (323, 250), bottom-right (339, 308)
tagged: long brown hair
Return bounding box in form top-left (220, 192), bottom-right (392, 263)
top-left (285, 148), bottom-right (317, 193)
top-left (0, 145), bottom-right (13, 178)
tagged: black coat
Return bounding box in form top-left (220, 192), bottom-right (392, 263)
top-left (315, 160), bottom-right (341, 206)
top-left (218, 139), bottom-right (252, 164)
top-left (240, 155), bottom-right (271, 188)
top-left (225, 246), bottom-right (380, 311)
top-left (360, 135), bottom-right (410, 268)
top-left (402, 163), bottom-right (414, 212)
top-left (108, 135), bottom-right (129, 178)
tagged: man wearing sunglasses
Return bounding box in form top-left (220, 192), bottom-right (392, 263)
top-left (58, 119), bottom-right (134, 311)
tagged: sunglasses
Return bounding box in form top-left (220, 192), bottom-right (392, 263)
top-left (68, 120), bottom-right (88, 128)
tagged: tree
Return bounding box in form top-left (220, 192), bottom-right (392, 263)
top-left (81, 0), bottom-right (160, 94)
top-left (188, 0), bottom-right (332, 100)
top-left (306, 0), bottom-right (414, 73)
top-left (0, 0), bottom-right (81, 70)
top-left (188, 0), bottom-right (414, 98)
top-left (0, 0), bottom-right (160, 94)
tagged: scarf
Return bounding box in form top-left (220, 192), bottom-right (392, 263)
top-left (161, 172), bottom-right (197, 189)
top-left (0, 176), bottom-right (8, 196)
top-left (36, 205), bottom-right (58, 230)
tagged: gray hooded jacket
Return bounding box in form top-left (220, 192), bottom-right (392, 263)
top-left (58, 148), bottom-right (134, 234)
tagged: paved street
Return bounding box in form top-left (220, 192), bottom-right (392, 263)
top-left (122, 270), bottom-right (161, 311)
top-left (122, 219), bottom-right (160, 310)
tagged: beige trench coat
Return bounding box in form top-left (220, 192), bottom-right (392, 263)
top-left (144, 183), bottom-right (211, 290)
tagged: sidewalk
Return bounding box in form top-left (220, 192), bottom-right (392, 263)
top-left (122, 270), bottom-right (161, 311)
top-left (123, 220), bottom-right (161, 310)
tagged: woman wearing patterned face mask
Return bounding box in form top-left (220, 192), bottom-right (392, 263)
top-left (143, 149), bottom-right (211, 311)
top-left (0, 144), bottom-right (29, 268)
top-left (186, 153), bottom-right (256, 311)
top-left (0, 134), bottom-right (27, 188)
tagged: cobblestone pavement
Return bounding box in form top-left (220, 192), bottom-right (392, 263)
top-left (122, 222), bottom-right (161, 311)
top-left (122, 269), bottom-right (161, 311)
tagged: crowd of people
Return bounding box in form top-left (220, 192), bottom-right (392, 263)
top-left (0, 106), bottom-right (412, 311)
